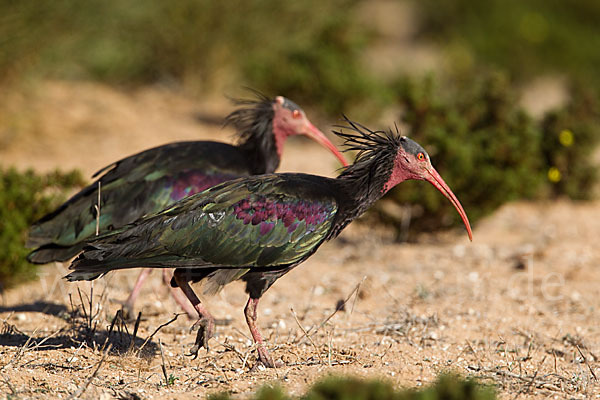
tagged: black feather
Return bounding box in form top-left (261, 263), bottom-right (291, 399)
top-left (333, 115), bottom-right (399, 201)
top-left (224, 92), bottom-right (277, 174)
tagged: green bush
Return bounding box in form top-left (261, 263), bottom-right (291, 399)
top-left (373, 72), bottom-right (600, 237)
top-left (412, 0), bottom-right (600, 93)
top-left (209, 374), bottom-right (496, 400)
top-left (0, 167), bottom-right (84, 289)
top-left (0, 0), bottom-right (372, 115)
top-left (541, 86), bottom-right (600, 199)
top-left (382, 72), bottom-right (544, 234)
top-left (241, 4), bottom-right (381, 116)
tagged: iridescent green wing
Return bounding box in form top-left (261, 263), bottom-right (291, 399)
top-left (156, 174), bottom-right (339, 268)
top-left (28, 141), bottom-right (247, 249)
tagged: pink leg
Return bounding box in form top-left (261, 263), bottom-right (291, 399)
top-left (244, 297), bottom-right (276, 368)
top-left (122, 268), bottom-right (152, 319)
top-left (173, 272), bottom-right (215, 358)
top-left (161, 269), bottom-right (197, 319)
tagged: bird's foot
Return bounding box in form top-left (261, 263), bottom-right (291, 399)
top-left (249, 345), bottom-right (282, 371)
top-left (187, 317), bottom-right (215, 358)
top-left (118, 301), bottom-right (137, 322)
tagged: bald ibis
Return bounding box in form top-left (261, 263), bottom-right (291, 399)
top-left (66, 117), bottom-right (472, 368)
top-left (28, 94), bottom-right (348, 318)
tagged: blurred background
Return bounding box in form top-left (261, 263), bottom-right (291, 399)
top-left (1, 0), bottom-right (600, 287)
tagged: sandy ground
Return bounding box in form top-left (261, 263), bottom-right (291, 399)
top-left (1, 82), bottom-right (599, 399)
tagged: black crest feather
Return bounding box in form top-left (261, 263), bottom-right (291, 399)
top-left (334, 116), bottom-right (401, 159)
top-left (333, 115), bottom-right (401, 198)
top-left (223, 90), bottom-right (278, 173)
top-left (224, 90), bottom-right (274, 144)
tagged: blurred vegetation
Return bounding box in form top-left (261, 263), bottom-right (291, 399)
top-left (377, 0), bottom-right (600, 236)
top-left (540, 87), bottom-right (600, 199)
top-left (383, 72), bottom-right (543, 232)
top-left (209, 374), bottom-right (496, 400)
top-left (0, 0), bottom-right (375, 116)
top-left (1, 0), bottom-right (600, 245)
top-left (379, 72), bottom-right (600, 235)
top-left (413, 0), bottom-right (600, 92)
top-left (0, 168), bottom-right (84, 289)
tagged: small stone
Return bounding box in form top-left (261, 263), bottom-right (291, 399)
top-left (453, 245), bottom-right (466, 258)
top-left (468, 271), bottom-right (479, 282)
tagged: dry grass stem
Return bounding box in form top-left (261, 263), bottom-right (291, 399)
top-left (67, 344), bottom-right (112, 400)
top-left (294, 276), bottom-right (366, 344)
top-left (291, 307), bottom-right (323, 364)
top-left (137, 313), bottom-right (182, 355)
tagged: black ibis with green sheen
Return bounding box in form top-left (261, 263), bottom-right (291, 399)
top-left (66, 117), bottom-right (472, 368)
top-left (28, 94), bottom-right (348, 318)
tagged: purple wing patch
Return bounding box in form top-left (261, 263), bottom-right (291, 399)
top-left (169, 171), bottom-right (240, 201)
top-left (233, 196), bottom-right (334, 234)
top-left (260, 221), bottom-right (275, 235)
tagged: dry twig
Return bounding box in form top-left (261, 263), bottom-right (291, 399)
top-left (575, 344), bottom-right (597, 381)
top-left (68, 344), bottom-right (112, 400)
top-left (291, 307), bottom-right (323, 364)
top-left (128, 312), bottom-right (142, 353)
top-left (293, 276), bottom-right (366, 344)
top-left (137, 313), bottom-right (182, 355)
top-left (0, 373), bottom-right (17, 396)
top-left (158, 339), bottom-right (169, 386)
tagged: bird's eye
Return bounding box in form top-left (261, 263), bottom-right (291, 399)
top-left (417, 152), bottom-right (426, 161)
top-left (292, 110), bottom-right (301, 119)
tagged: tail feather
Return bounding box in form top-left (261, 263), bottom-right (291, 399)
top-left (26, 181), bottom-right (99, 249)
top-left (66, 245), bottom-right (212, 282)
top-left (27, 243), bottom-right (85, 264)
top-left (65, 270), bottom-right (106, 281)
top-left (66, 252), bottom-right (155, 281)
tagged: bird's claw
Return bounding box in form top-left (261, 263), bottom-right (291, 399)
top-left (118, 301), bottom-right (136, 322)
top-left (187, 317), bottom-right (215, 358)
top-left (249, 345), bottom-right (281, 371)
top-left (188, 344), bottom-right (201, 360)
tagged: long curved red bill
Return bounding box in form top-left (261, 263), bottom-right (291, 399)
top-left (304, 122), bottom-right (349, 167)
top-left (425, 166), bottom-right (473, 241)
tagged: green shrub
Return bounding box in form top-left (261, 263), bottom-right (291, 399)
top-left (412, 0), bottom-right (600, 93)
top-left (241, 2), bottom-right (381, 117)
top-left (541, 86), bottom-right (600, 199)
top-left (382, 72), bottom-right (544, 235)
top-left (209, 374), bottom-right (496, 400)
top-left (0, 167), bottom-right (84, 289)
top-left (0, 0), bottom-right (372, 116)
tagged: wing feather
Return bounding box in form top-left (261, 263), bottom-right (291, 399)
top-left (68, 174), bottom-right (339, 280)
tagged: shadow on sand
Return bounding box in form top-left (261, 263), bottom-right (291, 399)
top-left (0, 300), bottom-right (69, 317)
top-left (0, 305), bottom-right (161, 358)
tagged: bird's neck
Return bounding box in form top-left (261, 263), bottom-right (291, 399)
top-left (341, 176), bottom-right (386, 216)
top-left (328, 160), bottom-right (396, 238)
top-left (226, 99), bottom-right (278, 174)
top-left (237, 122), bottom-right (280, 174)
